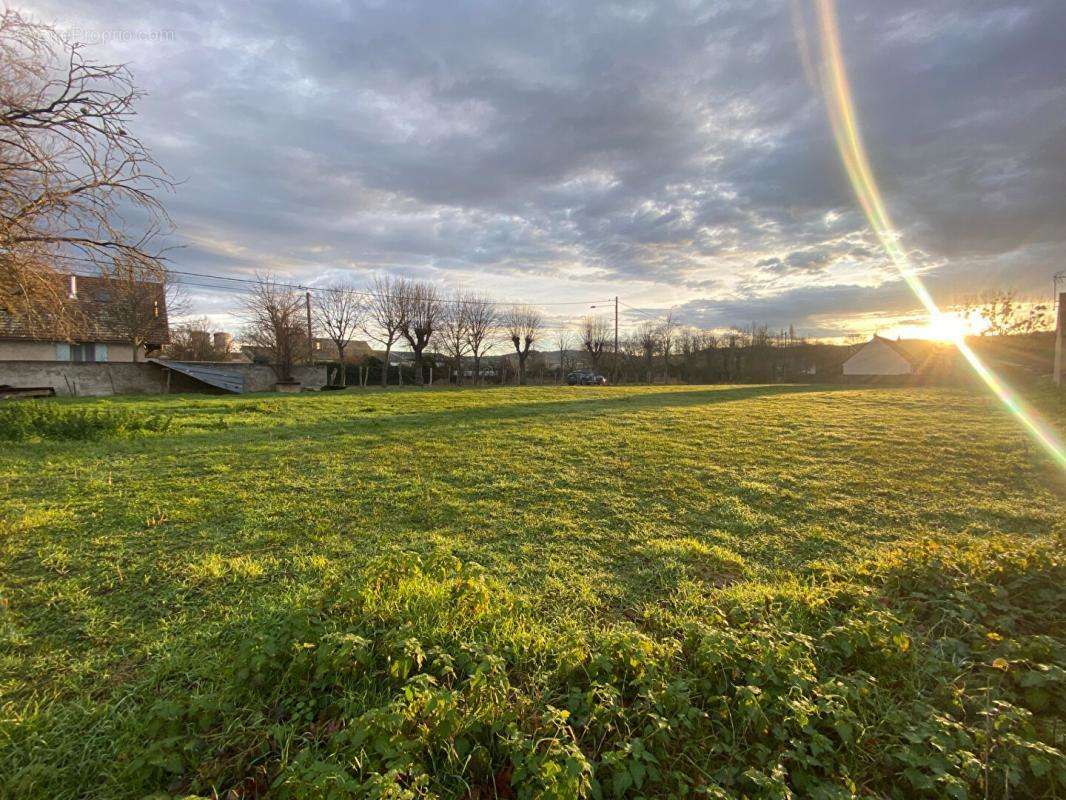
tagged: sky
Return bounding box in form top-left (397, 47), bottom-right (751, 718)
top-left (20, 0), bottom-right (1066, 340)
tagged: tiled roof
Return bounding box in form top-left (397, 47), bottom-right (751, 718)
top-left (0, 273), bottom-right (169, 345)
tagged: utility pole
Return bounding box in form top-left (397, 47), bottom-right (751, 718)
top-left (614, 296), bottom-right (619, 355)
top-left (305, 290), bottom-right (313, 361)
top-left (613, 296), bottom-right (619, 383)
top-left (1055, 291), bottom-right (1064, 388)
top-left (1055, 272), bottom-right (1065, 389)
top-left (614, 296), bottom-right (622, 358)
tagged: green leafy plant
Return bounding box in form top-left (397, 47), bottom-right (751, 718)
top-left (0, 400), bottom-right (172, 441)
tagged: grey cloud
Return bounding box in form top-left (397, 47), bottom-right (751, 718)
top-left (18, 0), bottom-right (1066, 331)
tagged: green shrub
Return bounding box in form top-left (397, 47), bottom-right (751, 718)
top-left (0, 401), bottom-right (172, 441)
top-left (7, 546), bottom-right (1060, 799)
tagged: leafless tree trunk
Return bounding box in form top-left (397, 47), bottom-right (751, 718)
top-left (657, 312), bottom-right (676, 383)
top-left (0, 11), bottom-right (172, 335)
top-left (397, 279), bottom-right (440, 385)
top-left (241, 274), bottom-right (306, 383)
top-left (436, 289), bottom-right (473, 385)
top-left (364, 273), bottom-right (404, 386)
top-left (465, 292), bottom-right (497, 386)
top-left (555, 328), bottom-right (574, 383)
top-left (581, 315), bottom-right (611, 372)
top-left (98, 255), bottom-right (183, 361)
top-left (314, 283), bottom-right (364, 387)
top-left (636, 321), bottom-right (659, 383)
top-left (503, 304), bottom-right (542, 385)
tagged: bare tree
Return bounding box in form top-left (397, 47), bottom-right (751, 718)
top-left (241, 275), bottom-right (306, 383)
top-left (555, 328), bottom-right (575, 382)
top-left (960, 289), bottom-right (1054, 336)
top-left (364, 273), bottom-right (404, 386)
top-left (96, 255), bottom-right (183, 361)
top-left (465, 292), bottom-right (497, 385)
top-left (314, 283), bottom-right (364, 386)
top-left (503, 304), bottom-right (542, 385)
top-left (436, 289), bottom-right (471, 384)
top-left (657, 311), bottom-right (677, 382)
top-left (581, 315), bottom-right (611, 372)
top-left (398, 279), bottom-right (440, 385)
top-left (636, 321), bottom-right (659, 383)
top-left (0, 12), bottom-right (172, 335)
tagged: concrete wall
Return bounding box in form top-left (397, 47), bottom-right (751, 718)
top-left (0, 360), bottom-right (326, 396)
top-left (0, 341), bottom-right (59, 361)
top-left (196, 363), bottom-right (326, 393)
top-left (842, 338), bottom-right (913, 376)
top-left (0, 340), bottom-right (137, 362)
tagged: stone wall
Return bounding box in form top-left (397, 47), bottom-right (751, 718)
top-left (0, 360), bottom-right (326, 396)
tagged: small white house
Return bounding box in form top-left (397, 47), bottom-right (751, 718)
top-left (842, 335), bottom-right (935, 377)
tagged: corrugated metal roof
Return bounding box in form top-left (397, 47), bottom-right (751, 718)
top-left (149, 359), bottom-right (245, 393)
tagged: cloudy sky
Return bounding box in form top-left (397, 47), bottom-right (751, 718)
top-left (21, 0), bottom-right (1066, 338)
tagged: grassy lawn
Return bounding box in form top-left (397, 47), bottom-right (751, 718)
top-left (0, 385), bottom-right (1063, 799)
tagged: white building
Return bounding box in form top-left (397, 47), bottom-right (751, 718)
top-left (842, 335), bottom-right (937, 377)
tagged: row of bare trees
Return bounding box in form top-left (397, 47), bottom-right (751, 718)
top-left (240, 270), bottom-right (638, 387)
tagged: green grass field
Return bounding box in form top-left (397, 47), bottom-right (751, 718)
top-left (1, 385), bottom-right (1063, 799)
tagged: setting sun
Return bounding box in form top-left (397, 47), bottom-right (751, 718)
top-left (883, 310), bottom-right (988, 342)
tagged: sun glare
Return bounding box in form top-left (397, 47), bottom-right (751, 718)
top-left (884, 311), bottom-right (987, 342)
top-left (809, 0), bottom-right (1065, 470)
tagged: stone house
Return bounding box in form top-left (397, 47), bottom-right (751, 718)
top-left (0, 273), bottom-right (168, 363)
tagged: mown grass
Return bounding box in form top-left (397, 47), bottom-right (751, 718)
top-left (0, 385), bottom-right (1062, 799)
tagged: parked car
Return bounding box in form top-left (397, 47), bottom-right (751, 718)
top-left (566, 371), bottom-right (608, 386)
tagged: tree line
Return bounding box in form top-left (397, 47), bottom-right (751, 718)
top-left (234, 274), bottom-right (843, 387)
top-left (238, 273), bottom-right (607, 387)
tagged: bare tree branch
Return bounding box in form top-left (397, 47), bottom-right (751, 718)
top-left (397, 279), bottom-right (440, 385)
top-left (436, 289), bottom-right (471, 384)
top-left (465, 292), bottom-right (497, 386)
top-left (580, 315), bottom-right (611, 371)
top-left (503, 304), bottom-right (542, 385)
top-left (0, 11), bottom-right (173, 334)
top-left (240, 274), bottom-right (305, 383)
top-left (363, 273), bottom-right (404, 386)
top-left (314, 283), bottom-right (364, 386)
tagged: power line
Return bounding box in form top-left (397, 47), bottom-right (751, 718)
top-left (165, 267), bottom-right (614, 308)
top-left (619, 300), bottom-right (671, 320)
top-left (49, 255), bottom-right (616, 310)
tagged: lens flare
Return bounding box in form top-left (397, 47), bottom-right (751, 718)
top-left (809, 0), bottom-right (1065, 471)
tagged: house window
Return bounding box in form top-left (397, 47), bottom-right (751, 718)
top-left (71, 343), bottom-right (95, 362)
top-left (69, 343), bottom-right (108, 363)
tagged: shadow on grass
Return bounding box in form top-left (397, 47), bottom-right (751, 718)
top-left (60, 383), bottom-right (852, 455)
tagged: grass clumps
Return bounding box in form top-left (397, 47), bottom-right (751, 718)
top-left (5, 544), bottom-right (1063, 799)
top-left (0, 386), bottom-right (1061, 798)
top-left (0, 400), bottom-right (172, 441)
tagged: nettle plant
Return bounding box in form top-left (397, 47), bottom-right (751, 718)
top-left (95, 539), bottom-right (1066, 800)
top-left (0, 400), bottom-right (172, 441)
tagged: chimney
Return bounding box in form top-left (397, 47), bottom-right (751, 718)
top-left (68, 274), bottom-right (77, 299)
top-left (213, 332), bottom-right (233, 353)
